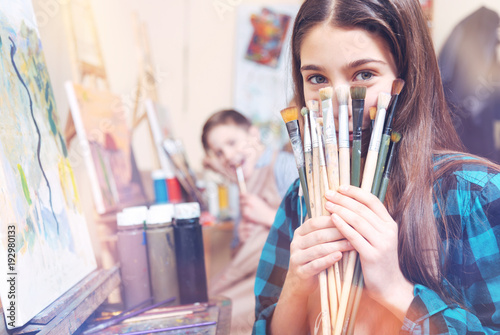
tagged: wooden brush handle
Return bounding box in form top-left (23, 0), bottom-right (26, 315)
top-left (342, 258), bottom-right (362, 334)
top-left (321, 164), bottom-right (340, 333)
top-left (311, 146), bottom-right (331, 334)
top-left (371, 134), bottom-right (391, 195)
top-left (298, 167), bottom-right (312, 217)
top-left (312, 147), bottom-right (322, 218)
top-left (305, 151), bottom-right (314, 217)
top-left (351, 140), bottom-right (362, 188)
top-left (325, 143), bottom-right (340, 191)
top-left (360, 150), bottom-right (378, 191)
top-left (339, 148), bottom-right (350, 186)
top-left (334, 250), bottom-right (358, 335)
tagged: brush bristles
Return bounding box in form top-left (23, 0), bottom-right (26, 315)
top-left (316, 117), bottom-right (324, 126)
top-left (391, 79), bottom-right (405, 95)
top-left (336, 85), bottom-right (350, 105)
top-left (280, 107), bottom-right (299, 123)
top-left (391, 131), bottom-right (402, 143)
top-left (369, 107), bottom-right (377, 120)
top-left (319, 87), bottom-right (333, 101)
top-left (301, 107), bottom-right (309, 116)
top-left (306, 100), bottom-right (319, 112)
top-left (350, 86), bottom-right (367, 100)
top-left (377, 92), bottom-right (391, 111)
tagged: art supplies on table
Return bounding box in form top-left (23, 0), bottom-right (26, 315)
top-left (81, 296), bottom-right (231, 335)
top-left (116, 206), bottom-right (152, 309)
top-left (146, 204), bottom-right (180, 305)
top-left (173, 203), bottom-right (209, 305)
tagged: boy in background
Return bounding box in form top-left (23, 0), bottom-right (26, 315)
top-left (201, 109), bottom-right (297, 334)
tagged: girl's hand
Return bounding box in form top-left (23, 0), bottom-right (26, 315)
top-left (286, 215), bottom-right (353, 298)
top-left (324, 185), bottom-right (414, 320)
top-left (239, 193), bottom-right (276, 227)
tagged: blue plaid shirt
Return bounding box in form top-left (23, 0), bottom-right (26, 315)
top-left (253, 155), bottom-right (500, 334)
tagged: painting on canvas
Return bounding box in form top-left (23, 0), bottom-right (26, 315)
top-left (0, 0), bottom-right (96, 328)
top-left (66, 82), bottom-right (147, 214)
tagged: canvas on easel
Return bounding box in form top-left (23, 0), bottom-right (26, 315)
top-left (0, 0), bottom-right (96, 329)
top-left (65, 82), bottom-right (147, 214)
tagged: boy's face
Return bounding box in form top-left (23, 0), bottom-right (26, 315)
top-left (206, 124), bottom-right (261, 179)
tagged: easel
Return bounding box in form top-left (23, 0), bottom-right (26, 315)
top-left (0, 266), bottom-right (120, 334)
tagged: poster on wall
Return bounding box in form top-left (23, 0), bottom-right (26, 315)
top-left (420, 0), bottom-right (433, 25)
top-left (233, 5), bottom-right (299, 147)
top-left (0, 0), bottom-right (96, 328)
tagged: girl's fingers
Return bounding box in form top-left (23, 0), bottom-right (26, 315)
top-left (329, 185), bottom-right (392, 221)
top-left (295, 215), bottom-right (336, 235)
top-left (331, 213), bottom-right (373, 255)
top-left (291, 240), bottom-right (353, 266)
top-left (325, 201), bottom-right (380, 240)
top-left (295, 227), bottom-right (346, 250)
top-left (296, 253), bottom-right (341, 278)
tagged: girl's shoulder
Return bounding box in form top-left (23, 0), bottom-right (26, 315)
top-left (433, 152), bottom-right (500, 206)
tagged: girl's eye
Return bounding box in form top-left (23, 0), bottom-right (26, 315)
top-left (309, 75), bottom-right (328, 84)
top-left (354, 71), bottom-right (373, 81)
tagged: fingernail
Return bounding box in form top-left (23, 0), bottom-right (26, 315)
top-left (325, 201), bottom-right (334, 211)
top-left (339, 185), bottom-right (349, 192)
top-left (325, 190), bottom-right (335, 198)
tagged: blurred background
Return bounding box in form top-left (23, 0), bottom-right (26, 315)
top-left (30, 0), bottom-right (500, 274)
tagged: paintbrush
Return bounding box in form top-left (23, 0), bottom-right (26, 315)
top-left (360, 93), bottom-right (392, 192)
top-left (316, 119), bottom-right (341, 325)
top-left (280, 107), bottom-right (311, 216)
top-left (121, 321), bottom-right (217, 335)
top-left (336, 85), bottom-right (351, 187)
top-left (235, 165), bottom-right (247, 194)
top-left (350, 86), bottom-right (367, 188)
top-left (83, 297), bottom-right (175, 334)
top-left (345, 132), bottom-right (402, 335)
top-left (306, 100), bottom-right (331, 335)
top-left (369, 107), bottom-right (377, 133)
top-left (306, 100), bottom-right (321, 218)
top-left (301, 107), bottom-right (314, 219)
top-left (333, 92), bottom-right (391, 335)
top-left (163, 139), bottom-right (204, 205)
top-left (371, 79), bottom-right (405, 195)
top-left (378, 132), bottom-right (401, 203)
top-left (320, 87), bottom-right (340, 192)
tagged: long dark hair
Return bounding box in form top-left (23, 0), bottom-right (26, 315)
top-left (291, 0), bottom-right (475, 302)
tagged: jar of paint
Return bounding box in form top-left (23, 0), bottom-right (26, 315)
top-left (116, 206), bottom-right (151, 309)
top-left (146, 204), bottom-right (179, 305)
top-left (173, 202), bottom-right (208, 304)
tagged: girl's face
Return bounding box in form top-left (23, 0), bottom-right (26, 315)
top-left (206, 124), bottom-right (261, 179)
top-left (300, 24), bottom-right (398, 135)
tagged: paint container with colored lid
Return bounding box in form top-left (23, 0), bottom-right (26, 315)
top-left (173, 202), bottom-right (208, 304)
top-left (146, 204), bottom-right (179, 305)
top-left (151, 170), bottom-right (168, 204)
top-left (116, 206), bottom-right (151, 308)
top-left (166, 171), bottom-right (183, 203)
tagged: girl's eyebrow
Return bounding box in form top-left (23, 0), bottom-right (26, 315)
top-left (300, 64), bottom-right (326, 72)
top-left (344, 58), bottom-right (387, 70)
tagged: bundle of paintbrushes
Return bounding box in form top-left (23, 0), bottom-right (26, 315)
top-left (280, 79), bottom-right (404, 334)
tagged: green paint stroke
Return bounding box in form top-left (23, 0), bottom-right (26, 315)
top-left (17, 164), bottom-right (32, 205)
top-left (48, 101), bottom-right (57, 135)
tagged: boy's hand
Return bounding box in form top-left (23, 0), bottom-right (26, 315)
top-left (239, 193), bottom-right (276, 228)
